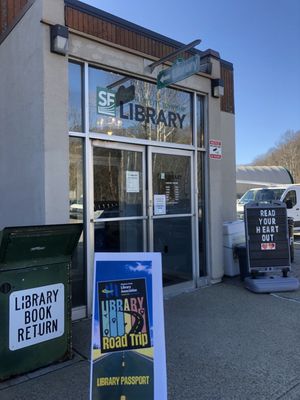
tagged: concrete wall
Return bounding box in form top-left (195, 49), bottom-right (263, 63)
top-left (68, 34), bottom-right (212, 95)
top-left (220, 111), bottom-right (236, 221)
top-left (207, 91), bottom-right (224, 283)
top-left (0, 0), bottom-right (69, 229)
top-left (210, 110), bottom-right (236, 282)
top-left (205, 58), bottom-right (236, 282)
top-left (42, 0), bottom-right (69, 223)
top-left (0, 0), bottom-right (45, 228)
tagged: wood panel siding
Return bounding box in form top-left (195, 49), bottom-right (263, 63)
top-left (0, 0), bottom-right (29, 36)
top-left (221, 62), bottom-right (235, 114)
top-left (65, 4), bottom-right (195, 62)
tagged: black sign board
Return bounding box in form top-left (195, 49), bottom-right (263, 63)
top-left (244, 201), bottom-right (290, 273)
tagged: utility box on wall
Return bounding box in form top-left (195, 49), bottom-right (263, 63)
top-left (0, 224), bottom-right (82, 381)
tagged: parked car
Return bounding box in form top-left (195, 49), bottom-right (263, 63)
top-left (236, 184), bottom-right (300, 229)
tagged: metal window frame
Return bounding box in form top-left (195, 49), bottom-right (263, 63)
top-left (67, 60), bottom-right (209, 314)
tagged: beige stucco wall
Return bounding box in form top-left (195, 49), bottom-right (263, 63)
top-left (220, 111), bottom-right (237, 221)
top-left (206, 105), bottom-right (236, 282)
top-left (68, 33), bottom-right (212, 95)
top-left (0, 0), bottom-right (69, 228)
top-left (42, 0), bottom-right (69, 223)
top-left (0, 0), bottom-right (45, 228)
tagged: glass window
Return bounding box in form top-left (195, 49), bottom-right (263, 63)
top-left (69, 62), bottom-right (83, 132)
top-left (94, 220), bottom-right (144, 252)
top-left (198, 151), bottom-right (206, 276)
top-left (197, 95), bottom-right (205, 147)
top-left (239, 188), bottom-right (285, 205)
top-left (154, 217), bottom-right (193, 285)
top-left (70, 138), bottom-right (84, 220)
top-left (69, 137), bottom-right (86, 307)
top-left (238, 189), bottom-right (256, 204)
top-left (89, 66), bottom-right (193, 144)
top-left (93, 147), bottom-right (144, 218)
top-left (284, 190), bottom-right (297, 207)
top-left (152, 153), bottom-right (191, 215)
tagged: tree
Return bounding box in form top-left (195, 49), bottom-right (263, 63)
top-left (252, 130), bottom-right (300, 182)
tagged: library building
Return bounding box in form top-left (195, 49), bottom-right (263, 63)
top-left (0, 0), bottom-right (236, 318)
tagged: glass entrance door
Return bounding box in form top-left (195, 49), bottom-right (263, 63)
top-left (148, 147), bottom-right (194, 288)
top-left (91, 142), bottom-right (195, 292)
top-left (92, 141), bottom-right (146, 254)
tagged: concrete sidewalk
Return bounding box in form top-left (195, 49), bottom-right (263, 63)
top-left (1, 249), bottom-right (300, 399)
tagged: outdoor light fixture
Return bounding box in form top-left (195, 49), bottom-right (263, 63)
top-left (50, 24), bottom-right (69, 56)
top-left (211, 79), bottom-right (224, 98)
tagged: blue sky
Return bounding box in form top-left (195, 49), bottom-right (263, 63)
top-left (82, 0), bottom-right (300, 165)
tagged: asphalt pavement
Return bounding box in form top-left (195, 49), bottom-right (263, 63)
top-left (1, 243), bottom-right (300, 400)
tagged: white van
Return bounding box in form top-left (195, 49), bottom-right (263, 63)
top-left (237, 184), bottom-right (300, 228)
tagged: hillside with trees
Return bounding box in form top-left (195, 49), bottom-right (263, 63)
top-left (252, 130), bottom-right (300, 183)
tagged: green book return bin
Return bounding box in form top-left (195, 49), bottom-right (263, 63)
top-left (0, 224), bottom-right (82, 381)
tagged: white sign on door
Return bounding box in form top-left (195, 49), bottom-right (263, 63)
top-left (9, 283), bottom-right (65, 351)
top-left (154, 194), bottom-right (166, 215)
top-left (126, 171), bottom-right (140, 193)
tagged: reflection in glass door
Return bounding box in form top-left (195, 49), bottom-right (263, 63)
top-left (69, 137), bottom-right (86, 311)
top-left (92, 142), bottom-right (146, 254)
top-left (148, 147), bottom-right (194, 287)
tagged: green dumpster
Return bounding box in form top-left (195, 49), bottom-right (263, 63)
top-left (0, 223), bottom-right (82, 381)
